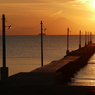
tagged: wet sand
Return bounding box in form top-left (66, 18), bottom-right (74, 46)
top-left (1, 83), bottom-right (95, 95)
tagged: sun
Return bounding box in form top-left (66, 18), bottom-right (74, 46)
top-left (87, 0), bottom-right (95, 9)
top-left (91, 1), bottom-right (95, 9)
top-left (79, 0), bottom-right (95, 9)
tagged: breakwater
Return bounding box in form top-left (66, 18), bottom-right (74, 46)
top-left (29, 44), bottom-right (95, 84)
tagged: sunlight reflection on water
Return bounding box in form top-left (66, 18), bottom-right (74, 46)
top-left (69, 53), bottom-right (95, 86)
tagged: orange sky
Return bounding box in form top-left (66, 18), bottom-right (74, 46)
top-left (0, 0), bottom-right (95, 35)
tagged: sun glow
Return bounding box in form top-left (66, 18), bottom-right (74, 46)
top-left (86, 0), bottom-right (95, 9)
top-left (91, 1), bottom-right (95, 9)
top-left (77, 0), bottom-right (95, 9)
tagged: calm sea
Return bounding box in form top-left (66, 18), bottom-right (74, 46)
top-left (0, 35), bottom-right (95, 86)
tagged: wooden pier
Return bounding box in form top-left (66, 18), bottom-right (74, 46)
top-left (1, 44), bottom-right (95, 95)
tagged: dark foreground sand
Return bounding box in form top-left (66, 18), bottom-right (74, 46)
top-left (1, 83), bottom-right (95, 95)
top-left (1, 73), bottom-right (95, 95)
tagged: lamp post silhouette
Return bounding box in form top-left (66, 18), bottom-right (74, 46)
top-left (40, 21), bottom-right (43, 67)
top-left (0, 14), bottom-right (9, 81)
top-left (91, 32), bottom-right (92, 44)
top-left (88, 32), bottom-right (90, 45)
top-left (79, 30), bottom-right (81, 49)
top-left (85, 31), bottom-right (87, 46)
top-left (66, 28), bottom-right (70, 55)
top-left (2, 14), bottom-right (6, 68)
top-left (90, 32), bottom-right (92, 44)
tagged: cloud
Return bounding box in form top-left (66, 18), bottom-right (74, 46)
top-left (50, 10), bottom-right (63, 17)
top-left (0, 0), bottom-right (49, 3)
top-left (0, 0), bottom-right (75, 3)
top-left (1, 0), bottom-right (89, 4)
top-left (77, 0), bottom-right (87, 3)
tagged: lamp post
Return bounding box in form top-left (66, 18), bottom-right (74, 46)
top-left (66, 28), bottom-right (70, 55)
top-left (79, 30), bottom-right (81, 49)
top-left (0, 14), bottom-right (8, 81)
top-left (40, 21), bottom-right (43, 67)
top-left (2, 14), bottom-right (6, 68)
top-left (88, 32), bottom-right (90, 45)
top-left (91, 32), bottom-right (92, 44)
top-left (85, 31), bottom-right (87, 46)
top-left (90, 32), bottom-right (92, 44)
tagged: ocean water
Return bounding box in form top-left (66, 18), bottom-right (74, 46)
top-left (69, 54), bottom-right (95, 86)
top-left (0, 35), bottom-right (95, 86)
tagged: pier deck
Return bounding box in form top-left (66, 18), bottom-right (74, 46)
top-left (1, 44), bottom-right (95, 95)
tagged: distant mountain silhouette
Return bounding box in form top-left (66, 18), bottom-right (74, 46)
top-left (46, 17), bottom-right (80, 35)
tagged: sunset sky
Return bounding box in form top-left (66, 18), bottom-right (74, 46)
top-left (0, 0), bottom-right (95, 35)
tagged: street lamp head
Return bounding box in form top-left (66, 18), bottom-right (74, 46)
top-left (8, 25), bottom-right (11, 29)
top-left (5, 25), bottom-right (11, 29)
